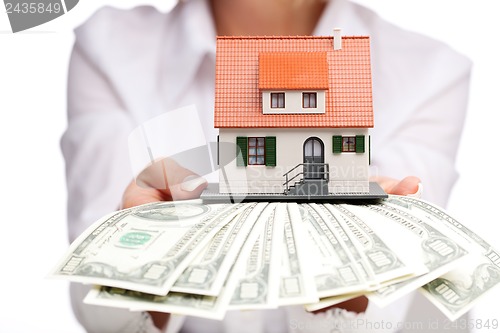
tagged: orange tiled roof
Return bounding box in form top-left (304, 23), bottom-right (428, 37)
top-left (259, 52), bottom-right (329, 90)
top-left (214, 36), bottom-right (374, 128)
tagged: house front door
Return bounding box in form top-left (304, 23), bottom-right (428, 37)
top-left (303, 137), bottom-right (324, 179)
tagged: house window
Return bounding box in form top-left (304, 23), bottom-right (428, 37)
top-left (332, 135), bottom-right (365, 154)
top-left (236, 136), bottom-right (276, 166)
top-left (303, 92), bottom-right (317, 108)
top-left (271, 93), bottom-right (285, 108)
top-left (248, 137), bottom-right (265, 165)
top-left (342, 137), bottom-right (356, 152)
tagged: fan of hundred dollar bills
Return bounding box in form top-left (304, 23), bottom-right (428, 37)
top-left (51, 196), bottom-right (500, 321)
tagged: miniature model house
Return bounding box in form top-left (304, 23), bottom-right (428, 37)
top-left (215, 30), bottom-right (374, 196)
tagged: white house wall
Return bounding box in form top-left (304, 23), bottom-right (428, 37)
top-left (218, 128), bottom-right (370, 194)
top-left (262, 90), bottom-right (326, 114)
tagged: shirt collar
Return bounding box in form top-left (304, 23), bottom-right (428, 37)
top-left (314, 0), bottom-right (369, 36)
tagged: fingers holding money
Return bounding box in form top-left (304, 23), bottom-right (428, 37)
top-left (122, 157), bottom-right (208, 208)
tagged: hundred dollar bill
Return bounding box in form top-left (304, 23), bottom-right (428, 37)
top-left (229, 203), bottom-right (284, 309)
top-left (305, 200), bottom-right (426, 313)
top-left (296, 204), bottom-right (368, 298)
top-left (385, 196), bottom-right (500, 321)
top-left (347, 200), bottom-right (469, 307)
top-left (277, 203), bottom-right (318, 306)
top-left (84, 220), bottom-right (260, 322)
top-left (308, 203), bottom-right (374, 287)
top-left (170, 202), bottom-right (263, 296)
top-left (320, 203), bottom-right (415, 288)
top-left (51, 200), bottom-right (248, 295)
top-left (85, 231), bottom-right (262, 323)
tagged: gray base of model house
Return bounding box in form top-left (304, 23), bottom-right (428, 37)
top-left (200, 182), bottom-right (387, 204)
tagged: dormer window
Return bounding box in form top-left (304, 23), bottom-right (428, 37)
top-left (271, 93), bottom-right (285, 108)
top-left (303, 93), bottom-right (317, 108)
top-left (259, 52), bottom-right (327, 115)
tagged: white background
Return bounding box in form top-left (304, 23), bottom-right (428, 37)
top-left (0, 1), bottom-right (499, 332)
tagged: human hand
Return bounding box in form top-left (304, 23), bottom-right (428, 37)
top-left (122, 157), bottom-right (208, 209)
top-left (371, 175), bottom-right (422, 197)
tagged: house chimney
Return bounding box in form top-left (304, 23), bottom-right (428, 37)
top-left (333, 28), bottom-right (342, 50)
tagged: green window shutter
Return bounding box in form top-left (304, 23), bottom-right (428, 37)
top-left (236, 136), bottom-right (248, 166)
top-left (332, 136), bottom-right (342, 154)
top-left (368, 135), bottom-right (371, 164)
top-left (356, 135), bottom-right (365, 153)
top-left (265, 136), bottom-right (276, 167)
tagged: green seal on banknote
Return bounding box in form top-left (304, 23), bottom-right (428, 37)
top-left (118, 232), bottom-right (152, 248)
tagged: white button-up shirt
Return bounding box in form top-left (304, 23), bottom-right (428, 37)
top-left (61, 0), bottom-right (472, 332)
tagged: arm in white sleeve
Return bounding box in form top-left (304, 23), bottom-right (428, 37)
top-left (372, 69), bottom-right (471, 207)
top-left (61, 39), bottom-right (135, 242)
top-left (61, 33), bottom-right (184, 333)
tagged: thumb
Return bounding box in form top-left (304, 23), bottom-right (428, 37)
top-left (136, 157), bottom-right (207, 201)
top-left (389, 176), bottom-right (421, 196)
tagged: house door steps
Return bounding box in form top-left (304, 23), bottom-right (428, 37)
top-left (285, 179), bottom-right (329, 196)
top-left (283, 162), bottom-right (329, 195)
